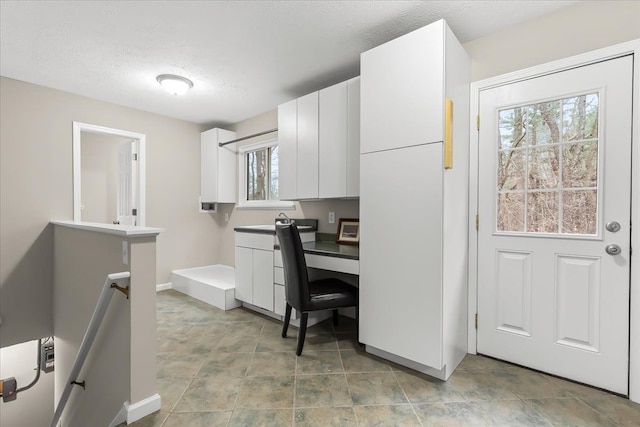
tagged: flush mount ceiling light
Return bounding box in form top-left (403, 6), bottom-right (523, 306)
top-left (156, 74), bottom-right (193, 96)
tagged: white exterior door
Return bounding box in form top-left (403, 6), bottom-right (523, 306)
top-left (477, 56), bottom-right (633, 394)
top-left (117, 140), bottom-right (137, 226)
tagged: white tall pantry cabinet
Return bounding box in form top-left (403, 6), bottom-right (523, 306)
top-left (359, 20), bottom-right (470, 380)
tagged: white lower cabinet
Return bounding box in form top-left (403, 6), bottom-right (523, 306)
top-left (234, 233), bottom-right (274, 311)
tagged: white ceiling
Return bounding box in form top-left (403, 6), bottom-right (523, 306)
top-left (0, 1), bottom-right (576, 127)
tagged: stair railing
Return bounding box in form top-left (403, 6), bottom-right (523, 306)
top-left (50, 271), bottom-right (131, 427)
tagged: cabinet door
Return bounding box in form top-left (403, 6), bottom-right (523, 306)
top-left (360, 143), bottom-right (444, 368)
top-left (319, 81), bottom-right (348, 198)
top-left (216, 128), bottom-right (237, 203)
top-left (360, 20), bottom-right (444, 154)
top-left (234, 246), bottom-right (253, 303)
top-left (252, 249), bottom-right (274, 311)
top-left (278, 100), bottom-right (297, 200)
top-left (200, 129), bottom-right (219, 203)
top-left (346, 77), bottom-right (361, 197)
top-left (297, 92), bottom-right (319, 199)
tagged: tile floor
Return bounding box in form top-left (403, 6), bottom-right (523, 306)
top-left (128, 290), bottom-right (640, 426)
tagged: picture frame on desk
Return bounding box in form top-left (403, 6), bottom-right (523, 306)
top-left (336, 218), bottom-right (360, 245)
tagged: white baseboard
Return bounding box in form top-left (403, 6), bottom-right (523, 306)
top-left (125, 393), bottom-right (162, 424)
top-left (156, 282), bottom-right (171, 291)
top-left (109, 403), bottom-right (128, 427)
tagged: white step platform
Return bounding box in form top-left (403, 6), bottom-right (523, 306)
top-left (170, 264), bottom-right (241, 310)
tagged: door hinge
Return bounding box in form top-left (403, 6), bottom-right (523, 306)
top-left (475, 215), bottom-right (479, 231)
top-left (133, 153), bottom-right (138, 161)
top-left (475, 313), bottom-right (478, 329)
top-left (132, 208), bottom-right (137, 216)
top-left (476, 115), bottom-right (480, 131)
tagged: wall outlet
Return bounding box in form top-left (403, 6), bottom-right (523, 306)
top-left (329, 212), bottom-right (335, 224)
top-left (224, 212), bottom-right (229, 222)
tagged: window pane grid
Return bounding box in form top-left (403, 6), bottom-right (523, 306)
top-left (496, 93), bottom-right (599, 235)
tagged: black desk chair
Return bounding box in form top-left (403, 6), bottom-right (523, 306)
top-left (276, 223), bottom-right (358, 356)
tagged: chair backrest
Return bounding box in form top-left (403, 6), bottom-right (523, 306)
top-left (275, 223), bottom-right (310, 311)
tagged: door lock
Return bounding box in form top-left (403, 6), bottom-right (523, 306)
top-left (605, 244), bottom-right (622, 256)
top-left (606, 221), bottom-right (621, 233)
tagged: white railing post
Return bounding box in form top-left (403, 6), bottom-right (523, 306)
top-left (50, 272), bottom-right (130, 427)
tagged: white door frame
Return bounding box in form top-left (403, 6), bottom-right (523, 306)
top-left (72, 121), bottom-right (146, 226)
top-left (468, 39), bottom-right (640, 402)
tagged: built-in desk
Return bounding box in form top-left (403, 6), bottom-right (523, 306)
top-left (234, 224), bottom-right (358, 324)
top-left (275, 241), bottom-right (359, 275)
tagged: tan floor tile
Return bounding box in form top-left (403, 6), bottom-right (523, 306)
top-left (197, 351), bottom-right (251, 377)
top-left (157, 352), bottom-right (204, 379)
top-left (573, 394), bottom-right (640, 426)
top-left (125, 411), bottom-right (168, 427)
top-left (336, 332), bottom-right (360, 350)
top-left (228, 408), bottom-right (293, 426)
top-left (173, 375), bottom-right (243, 412)
top-left (354, 404), bottom-right (421, 427)
top-left (157, 378), bottom-right (190, 412)
top-left (448, 369), bottom-right (519, 401)
top-left (296, 350), bottom-right (343, 374)
top-left (247, 351), bottom-right (297, 376)
top-left (226, 321), bottom-right (265, 336)
top-left (525, 397), bottom-right (617, 426)
top-left (256, 332), bottom-right (299, 352)
top-left (456, 354), bottom-right (512, 371)
top-left (294, 406), bottom-right (356, 426)
top-left (340, 348), bottom-right (390, 373)
top-left (393, 369), bottom-right (465, 404)
top-left (214, 333), bottom-right (259, 352)
top-left (163, 411), bottom-right (232, 427)
top-left (303, 333), bottom-right (339, 351)
top-left (347, 372), bottom-right (408, 405)
top-left (414, 400), bottom-right (551, 426)
top-left (493, 367), bottom-right (573, 399)
top-left (235, 375), bottom-right (295, 409)
top-left (294, 374), bottom-right (352, 408)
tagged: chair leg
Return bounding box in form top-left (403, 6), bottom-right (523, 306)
top-left (332, 309), bottom-right (339, 327)
top-left (282, 303), bottom-right (292, 338)
top-left (296, 313), bottom-right (308, 356)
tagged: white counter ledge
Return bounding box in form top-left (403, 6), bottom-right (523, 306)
top-left (50, 220), bottom-right (163, 237)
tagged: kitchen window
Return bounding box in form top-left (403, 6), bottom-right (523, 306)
top-left (238, 139), bottom-right (294, 209)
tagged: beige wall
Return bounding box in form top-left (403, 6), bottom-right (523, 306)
top-left (80, 132), bottom-right (127, 224)
top-left (463, 1), bottom-right (640, 81)
top-left (0, 77), bottom-right (212, 349)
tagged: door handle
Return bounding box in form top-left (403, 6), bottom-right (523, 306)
top-left (605, 244), bottom-right (621, 255)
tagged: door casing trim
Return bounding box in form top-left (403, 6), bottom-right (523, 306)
top-left (468, 38), bottom-right (640, 402)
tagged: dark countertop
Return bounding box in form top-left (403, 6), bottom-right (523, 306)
top-left (275, 241), bottom-right (359, 260)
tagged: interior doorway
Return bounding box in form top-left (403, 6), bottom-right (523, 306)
top-left (72, 122), bottom-right (146, 226)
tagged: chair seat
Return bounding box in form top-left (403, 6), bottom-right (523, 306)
top-left (306, 278), bottom-right (358, 311)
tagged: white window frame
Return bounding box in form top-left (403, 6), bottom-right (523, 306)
top-left (237, 139), bottom-right (294, 209)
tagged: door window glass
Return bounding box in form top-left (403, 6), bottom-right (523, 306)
top-left (496, 93), bottom-right (599, 234)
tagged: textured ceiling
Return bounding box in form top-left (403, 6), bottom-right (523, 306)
top-left (0, 1), bottom-right (576, 126)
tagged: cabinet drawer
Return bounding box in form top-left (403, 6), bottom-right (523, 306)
top-left (235, 232), bottom-right (274, 250)
top-left (274, 266), bottom-right (284, 285)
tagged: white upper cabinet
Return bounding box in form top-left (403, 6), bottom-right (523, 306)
top-left (361, 20), bottom-right (445, 154)
top-left (201, 127), bottom-right (237, 203)
top-left (319, 77), bottom-right (360, 198)
top-left (279, 76), bottom-right (360, 200)
top-left (278, 99), bottom-right (298, 200)
top-left (296, 92), bottom-right (320, 199)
